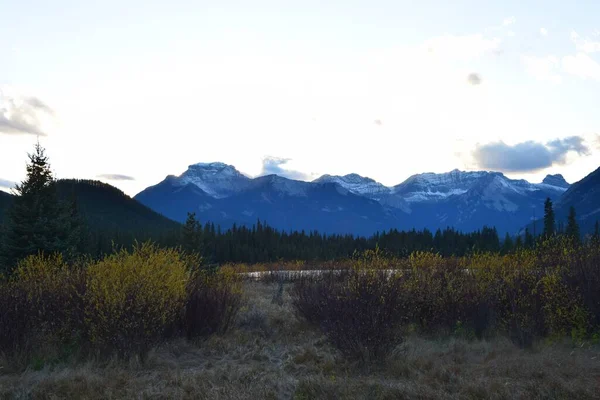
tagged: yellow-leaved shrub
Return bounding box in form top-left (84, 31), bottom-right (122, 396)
top-left (0, 253), bottom-right (85, 360)
top-left (84, 242), bottom-right (189, 356)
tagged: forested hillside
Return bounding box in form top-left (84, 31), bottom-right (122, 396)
top-left (0, 191), bottom-right (12, 224)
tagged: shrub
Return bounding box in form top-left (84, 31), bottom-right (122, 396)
top-left (84, 242), bottom-right (189, 357)
top-left (0, 281), bottom-right (29, 355)
top-left (0, 253), bottom-right (85, 361)
top-left (560, 240), bottom-right (600, 329)
top-left (292, 268), bottom-right (407, 362)
top-left (180, 267), bottom-right (242, 339)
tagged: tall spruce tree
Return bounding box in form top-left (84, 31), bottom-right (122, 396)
top-left (0, 143), bottom-right (79, 272)
top-left (502, 233), bottom-right (514, 254)
top-left (593, 220), bottom-right (599, 242)
top-left (543, 197), bottom-right (555, 239)
top-left (514, 234), bottom-right (523, 249)
top-left (565, 206), bottom-right (580, 244)
top-left (524, 227), bottom-right (534, 248)
top-left (182, 212), bottom-right (202, 254)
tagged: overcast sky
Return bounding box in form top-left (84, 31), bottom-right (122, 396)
top-left (1, 0), bottom-right (599, 195)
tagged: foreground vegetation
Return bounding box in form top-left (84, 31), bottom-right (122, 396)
top-left (0, 243), bottom-right (242, 367)
top-left (292, 239), bottom-right (600, 359)
top-left (1, 281), bottom-right (599, 399)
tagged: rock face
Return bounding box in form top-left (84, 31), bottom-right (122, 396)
top-left (135, 163), bottom-right (576, 236)
top-left (542, 174), bottom-right (570, 189)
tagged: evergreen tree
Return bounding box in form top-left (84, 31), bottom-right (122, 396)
top-left (565, 206), bottom-right (580, 244)
top-left (557, 221), bottom-right (564, 235)
top-left (543, 197), bottom-right (555, 239)
top-left (514, 235), bottom-right (523, 249)
top-left (593, 220), bottom-right (599, 242)
top-left (182, 212), bottom-right (202, 254)
top-left (1, 143), bottom-right (80, 272)
top-left (501, 233), bottom-right (514, 254)
top-left (524, 227), bottom-right (534, 248)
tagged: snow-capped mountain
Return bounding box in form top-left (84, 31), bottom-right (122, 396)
top-left (172, 162), bottom-right (251, 198)
top-left (135, 163), bottom-right (575, 235)
top-left (392, 169), bottom-right (568, 204)
top-left (248, 174), bottom-right (312, 197)
top-left (394, 170), bottom-right (480, 203)
top-left (313, 173), bottom-right (391, 200)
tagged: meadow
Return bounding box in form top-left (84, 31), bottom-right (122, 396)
top-left (1, 238), bottom-right (600, 399)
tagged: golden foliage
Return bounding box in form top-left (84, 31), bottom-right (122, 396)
top-left (84, 242), bottom-right (189, 355)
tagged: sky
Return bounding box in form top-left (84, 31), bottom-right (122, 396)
top-left (1, 0), bottom-right (599, 195)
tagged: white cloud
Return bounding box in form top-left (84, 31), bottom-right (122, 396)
top-left (259, 157), bottom-right (316, 181)
top-left (503, 16), bottom-right (516, 26)
top-left (523, 55), bottom-right (562, 83)
top-left (0, 91), bottom-right (55, 136)
top-left (576, 39), bottom-right (600, 54)
top-left (540, 28), bottom-right (548, 36)
top-left (570, 30), bottom-right (600, 53)
top-left (423, 34), bottom-right (501, 60)
top-left (562, 53), bottom-right (600, 81)
top-left (507, 31), bottom-right (516, 37)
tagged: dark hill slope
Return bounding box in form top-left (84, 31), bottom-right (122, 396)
top-left (0, 191), bottom-right (13, 224)
top-left (55, 179), bottom-right (181, 234)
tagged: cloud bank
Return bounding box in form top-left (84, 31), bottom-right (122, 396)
top-left (259, 157), bottom-right (312, 181)
top-left (0, 179), bottom-right (16, 190)
top-left (473, 136), bottom-right (591, 172)
top-left (503, 16), bottom-right (516, 26)
top-left (0, 93), bottom-right (54, 136)
top-left (97, 174), bottom-right (136, 181)
top-left (562, 53), bottom-right (600, 81)
top-left (571, 31), bottom-right (600, 53)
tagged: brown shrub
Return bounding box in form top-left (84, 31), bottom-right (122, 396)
top-left (180, 268), bottom-right (243, 339)
top-left (292, 268), bottom-right (407, 362)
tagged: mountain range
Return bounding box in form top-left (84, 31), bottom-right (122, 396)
top-left (134, 162), bottom-right (598, 236)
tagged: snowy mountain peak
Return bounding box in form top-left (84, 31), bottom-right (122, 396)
top-left (252, 174), bottom-right (310, 196)
top-left (314, 173), bottom-right (390, 199)
top-left (188, 162), bottom-right (241, 174)
top-left (391, 169), bottom-right (568, 205)
top-left (342, 173), bottom-right (376, 184)
top-left (542, 174), bottom-right (569, 189)
top-left (393, 170), bottom-right (493, 202)
top-left (173, 162), bottom-right (251, 198)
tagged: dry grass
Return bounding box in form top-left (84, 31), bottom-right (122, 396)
top-left (1, 282), bottom-right (600, 399)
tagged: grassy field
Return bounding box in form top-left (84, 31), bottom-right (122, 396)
top-left (1, 281), bottom-right (599, 400)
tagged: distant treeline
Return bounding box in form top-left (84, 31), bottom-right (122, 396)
top-left (177, 212), bottom-right (597, 264)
